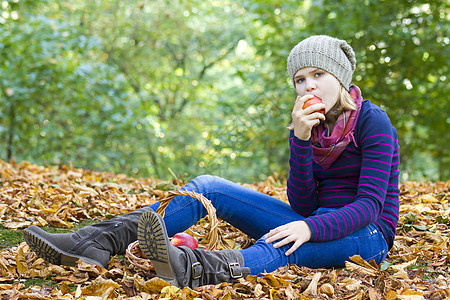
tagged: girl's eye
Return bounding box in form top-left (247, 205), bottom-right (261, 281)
top-left (296, 78), bottom-right (305, 84)
top-left (315, 72), bottom-right (323, 77)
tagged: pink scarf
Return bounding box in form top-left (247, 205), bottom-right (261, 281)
top-left (311, 85), bottom-right (363, 169)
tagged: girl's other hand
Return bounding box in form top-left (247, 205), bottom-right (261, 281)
top-left (265, 220), bottom-right (312, 256)
top-left (291, 95), bottom-right (326, 140)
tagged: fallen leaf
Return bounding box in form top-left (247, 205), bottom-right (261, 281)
top-left (133, 274), bottom-right (171, 293)
top-left (81, 276), bottom-right (120, 299)
top-left (303, 272), bottom-right (321, 296)
top-left (0, 160), bottom-right (448, 299)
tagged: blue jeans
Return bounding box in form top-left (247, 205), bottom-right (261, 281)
top-left (149, 175), bottom-right (389, 275)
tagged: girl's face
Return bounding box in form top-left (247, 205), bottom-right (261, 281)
top-left (293, 67), bottom-right (340, 113)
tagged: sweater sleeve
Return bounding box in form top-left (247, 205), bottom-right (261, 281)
top-left (287, 131), bottom-right (318, 217)
top-left (303, 105), bottom-right (397, 242)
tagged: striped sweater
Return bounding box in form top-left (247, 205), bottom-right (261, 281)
top-left (287, 99), bottom-right (400, 249)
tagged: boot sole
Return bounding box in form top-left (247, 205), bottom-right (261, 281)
top-left (22, 227), bottom-right (103, 267)
top-left (137, 211), bottom-right (176, 283)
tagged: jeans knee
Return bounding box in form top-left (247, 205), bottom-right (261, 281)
top-left (192, 174), bottom-right (218, 183)
top-left (190, 175), bottom-right (223, 192)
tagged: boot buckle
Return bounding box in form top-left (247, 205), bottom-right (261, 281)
top-left (191, 262), bottom-right (203, 280)
top-left (228, 262), bottom-right (243, 279)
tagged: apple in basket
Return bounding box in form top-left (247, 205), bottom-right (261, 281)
top-left (171, 232), bottom-right (198, 249)
top-left (140, 232), bottom-right (199, 259)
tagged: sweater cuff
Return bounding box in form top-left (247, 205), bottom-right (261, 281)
top-left (291, 136), bottom-right (312, 151)
top-left (304, 218), bottom-right (319, 242)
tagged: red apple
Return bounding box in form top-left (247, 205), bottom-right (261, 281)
top-left (170, 232), bottom-right (198, 249)
top-left (302, 96), bottom-right (325, 115)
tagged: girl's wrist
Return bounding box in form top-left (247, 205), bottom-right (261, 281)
top-left (300, 220), bottom-right (312, 241)
top-left (294, 130), bottom-right (311, 141)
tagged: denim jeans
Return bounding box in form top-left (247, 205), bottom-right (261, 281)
top-left (149, 175), bottom-right (389, 275)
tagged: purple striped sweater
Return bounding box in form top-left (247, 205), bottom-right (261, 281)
top-left (288, 100), bottom-right (400, 249)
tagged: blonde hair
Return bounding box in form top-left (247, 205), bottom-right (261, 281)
top-left (339, 85), bottom-right (357, 111)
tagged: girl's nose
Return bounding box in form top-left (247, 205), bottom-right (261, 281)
top-left (305, 78), bottom-right (316, 91)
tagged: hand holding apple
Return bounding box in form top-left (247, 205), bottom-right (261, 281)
top-left (302, 96), bottom-right (325, 115)
top-left (290, 95), bottom-right (326, 140)
top-left (287, 95), bottom-right (325, 130)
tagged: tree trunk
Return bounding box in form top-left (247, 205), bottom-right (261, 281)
top-left (6, 99), bottom-right (16, 161)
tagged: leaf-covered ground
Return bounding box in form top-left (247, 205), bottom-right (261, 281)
top-left (0, 159), bottom-right (449, 299)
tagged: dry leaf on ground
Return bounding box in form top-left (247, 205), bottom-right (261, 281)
top-left (0, 160), bottom-right (449, 299)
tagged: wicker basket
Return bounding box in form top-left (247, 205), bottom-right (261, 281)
top-left (126, 190), bottom-right (221, 271)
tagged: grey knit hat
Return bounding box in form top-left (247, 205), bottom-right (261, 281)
top-left (287, 35), bottom-right (356, 90)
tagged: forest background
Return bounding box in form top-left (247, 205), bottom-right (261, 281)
top-left (0, 0), bottom-right (448, 183)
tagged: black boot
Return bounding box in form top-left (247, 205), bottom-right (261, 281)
top-left (137, 210), bottom-right (250, 288)
top-left (23, 206), bottom-right (154, 268)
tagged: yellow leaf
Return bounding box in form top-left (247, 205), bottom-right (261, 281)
top-left (81, 276), bottom-right (120, 299)
top-left (396, 296), bottom-right (425, 300)
top-left (219, 290), bottom-right (232, 300)
top-left (400, 289), bottom-right (425, 296)
top-left (385, 288), bottom-right (397, 300)
top-left (28, 191), bottom-right (45, 209)
top-left (0, 254), bottom-right (16, 277)
top-left (0, 284), bottom-right (15, 291)
top-left (0, 204), bottom-right (9, 215)
top-left (254, 283), bottom-right (264, 298)
top-left (260, 273), bottom-right (281, 288)
top-left (419, 194), bottom-right (438, 203)
top-left (133, 275), bottom-right (170, 293)
top-left (338, 277), bottom-right (362, 291)
top-left (3, 221), bottom-right (32, 230)
top-left (49, 264), bottom-right (67, 275)
top-left (318, 283), bottom-right (334, 297)
top-left (302, 272), bottom-right (321, 296)
top-left (388, 257), bottom-right (417, 272)
top-left (36, 216), bottom-right (48, 226)
top-left (368, 288), bottom-right (382, 300)
top-left (60, 281), bottom-right (71, 295)
top-left (285, 284), bottom-right (300, 299)
top-left (29, 208), bottom-right (57, 214)
top-left (348, 255), bottom-right (379, 271)
top-left (345, 261), bottom-right (378, 276)
top-left (159, 285), bottom-right (180, 298)
top-left (15, 242), bottom-right (29, 276)
top-left (46, 215), bottom-right (73, 228)
top-left (179, 286), bottom-right (201, 300)
top-left (345, 290), bottom-right (365, 300)
top-left (29, 267), bottom-right (52, 278)
top-left (75, 285), bottom-right (82, 298)
top-left (270, 288), bottom-right (280, 300)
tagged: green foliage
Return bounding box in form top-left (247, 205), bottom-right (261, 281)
top-left (0, 0), bottom-right (448, 181)
top-left (0, 220), bottom-right (99, 249)
top-left (0, 7), bottom-right (144, 174)
top-left (301, 0), bottom-right (449, 181)
top-left (0, 226), bottom-right (23, 249)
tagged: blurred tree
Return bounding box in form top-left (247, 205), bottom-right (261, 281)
top-left (301, 0), bottom-right (449, 180)
top-left (0, 1), bottom-right (142, 174)
top-left (229, 0), bottom-right (449, 180)
top-left (49, 0), bottom-right (251, 178)
top-left (0, 0), bottom-right (448, 181)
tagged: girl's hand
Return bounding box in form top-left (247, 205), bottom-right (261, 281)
top-left (291, 95), bottom-right (326, 140)
top-left (265, 220), bottom-right (312, 256)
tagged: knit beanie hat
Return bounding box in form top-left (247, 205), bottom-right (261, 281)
top-left (287, 35), bottom-right (356, 90)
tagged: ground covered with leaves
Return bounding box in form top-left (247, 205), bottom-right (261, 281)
top-left (0, 159), bottom-right (449, 299)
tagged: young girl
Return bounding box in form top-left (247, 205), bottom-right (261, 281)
top-left (24, 35), bottom-right (400, 288)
